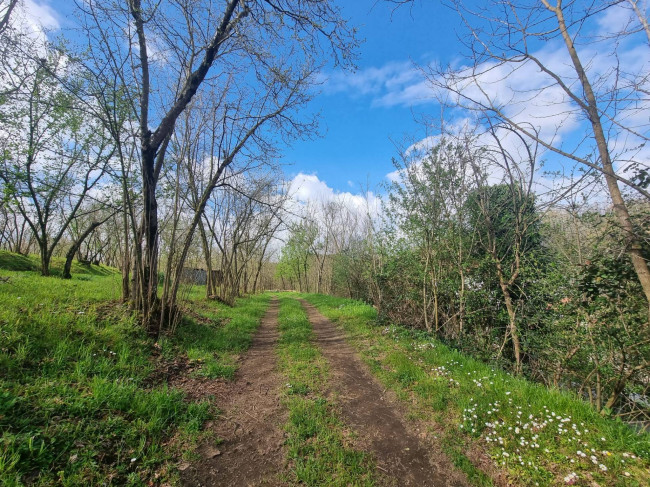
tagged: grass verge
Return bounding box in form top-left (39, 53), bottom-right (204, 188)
top-left (302, 293), bottom-right (650, 487)
top-left (276, 295), bottom-right (377, 486)
top-left (0, 252), bottom-right (269, 486)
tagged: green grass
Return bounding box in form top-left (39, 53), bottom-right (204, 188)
top-left (0, 251), bottom-right (270, 486)
top-left (276, 296), bottom-right (377, 486)
top-left (301, 293), bottom-right (650, 487)
top-left (159, 291), bottom-right (271, 381)
top-left (0, 250), bottom-right (115, 277)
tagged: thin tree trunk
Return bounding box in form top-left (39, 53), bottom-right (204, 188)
top-left (547, 0), bottom-right (650, 313)
top-left (63, 220), bottom-right (107, 279)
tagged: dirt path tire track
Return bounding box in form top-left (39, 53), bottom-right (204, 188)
top-left (182, 297), bottom-right (286, 487)
top-left (299, 298), bottom-right (469, 487)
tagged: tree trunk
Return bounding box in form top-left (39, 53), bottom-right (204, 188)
top-left (121, 210), bottom-right (131, 302)
top-left (199, 220), bottom-right (214, 298)
top-left (550, 0), bottom-right (650, 314)
top-left (500, 279), bottom-right (521, 374)
top-left (40, 245), bottom-right (50, 277)
top-left (140, 148), bottom-right (160, 331)
top-left (63, 220), bottom-right (104, 279)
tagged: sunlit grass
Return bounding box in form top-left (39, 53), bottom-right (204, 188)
top-left (0, 251), bottom-right (270, 486)
top-left (276, 296), bottom-right (376, 486)
top-left (302, 293), bottom-right (650, 487)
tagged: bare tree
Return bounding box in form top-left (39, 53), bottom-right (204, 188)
top-left (430, 0), bottom-right (650, 314)
top-left (0, 0), bottom-right (19, 35)
top-left (0, 51), bottom-right (114, 275)
top-left (77, 0), bottom-right (356, 331)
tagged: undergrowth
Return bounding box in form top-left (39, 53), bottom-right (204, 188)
top-left (302, 293), bottom-right (650, 487)
top-left (276, 296), bottom-right (376, 486)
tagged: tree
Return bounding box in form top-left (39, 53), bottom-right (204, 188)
top-left (385, 136), bottom-right (478, 336)
top-left (430, 0), bottom-right (650, 315)
top-left (0, 50), bottom-right (113, 276)
top-left (61, 205), bottom-right (117, 279)
top-left (0, 0), bottom-right (19, 35)
top-left (78, 0), bottom-right (356, 331)
top-left (277, 221), bottom-right (318, 292)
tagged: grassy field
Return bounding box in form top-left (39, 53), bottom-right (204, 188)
top-left (301, 293), bottom-right (650, 487)
top-left (0, 251), bottom-right (269, 486)
top-left (276, 295), bottom-right (377, 486)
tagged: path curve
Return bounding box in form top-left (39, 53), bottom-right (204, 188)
top-left (299, 298), bottom-right (469, 487)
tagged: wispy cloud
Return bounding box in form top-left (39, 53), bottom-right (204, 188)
top-left (319, 60), bottom-right (433, 107)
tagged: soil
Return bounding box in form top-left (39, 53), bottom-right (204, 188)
top-left (180, 296), bottom-right (473, 486)
top-left (299, 299), bottom-right (470, 487)
top-left (181, 298), bottom-right (287, 487)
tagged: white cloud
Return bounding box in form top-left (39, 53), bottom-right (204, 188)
top-left (12, 0), bottom-right (60, 41)
top-left (288, 172), bottom-right (380, 217)
top-left (319, 60), bottom-right (432, 107)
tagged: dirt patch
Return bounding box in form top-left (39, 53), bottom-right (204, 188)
top-left (143, 353), bottom-right (197, 390)
top-left (299, 299), bottom-right (469, 487)
top-left (181, 297), bottom-right (287, 486)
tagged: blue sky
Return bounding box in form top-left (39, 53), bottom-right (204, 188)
top-left (19, 0), bottom-right (650, 207)
top-left (35, 0), bottom-right (459, 195)
top-left (285, 1), bottom-right (462, 193)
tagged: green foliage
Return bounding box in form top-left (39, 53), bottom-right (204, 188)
top-left (276, 223), bottom-right (318, 292)
top-left (364, 139), bottom-right (650, 423)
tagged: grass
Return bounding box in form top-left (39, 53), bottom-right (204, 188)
top-left (0, 251), bottom-right (270, 486)
top-left (276, 295), bottom-right (377, 486)
top-left (0, 250), bottom-right (115, 278)
top-left (5, 248), bottom-right (646, 486)
top-left (301, 293), bottom-right (650, 487)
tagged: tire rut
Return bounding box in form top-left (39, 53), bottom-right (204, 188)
top-left (182, 297), bottom-right (286, 487)
top-left (299, 298), bottom-right (469, 487)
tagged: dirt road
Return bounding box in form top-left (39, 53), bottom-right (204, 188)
top-left (182, 298), bottom-right (287, 486)
top-left (183, 296), bottom-right (469, 486)
top-left (299, 299), bottom-right (468, 487)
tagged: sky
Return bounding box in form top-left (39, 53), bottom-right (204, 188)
top-left (283, 1), bottom-right (461, 194)
top-left (15, 0), bottom-right (650, 210)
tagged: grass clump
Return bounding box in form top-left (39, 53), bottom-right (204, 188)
top-left (160, 292), bottom-right (271, 381)
top-left (276, 296), bottom-right (376, 486)
top-left (0, 251), bottom-right (270, 486)
top-left (302, 293), bottom-right (650, 487)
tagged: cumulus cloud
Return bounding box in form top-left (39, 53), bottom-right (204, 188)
top-left (287, 172), bottom-right (381, 218)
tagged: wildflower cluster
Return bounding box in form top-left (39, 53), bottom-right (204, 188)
top-left (381, 326), bottom-right (402, 342)
top-left (460, 395), bottom-right (642, 485)
top-left (429, 364), bottom-right (460, 386)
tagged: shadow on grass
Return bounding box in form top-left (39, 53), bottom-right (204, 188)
top-left (0, 250), bottom-right (115, 277)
